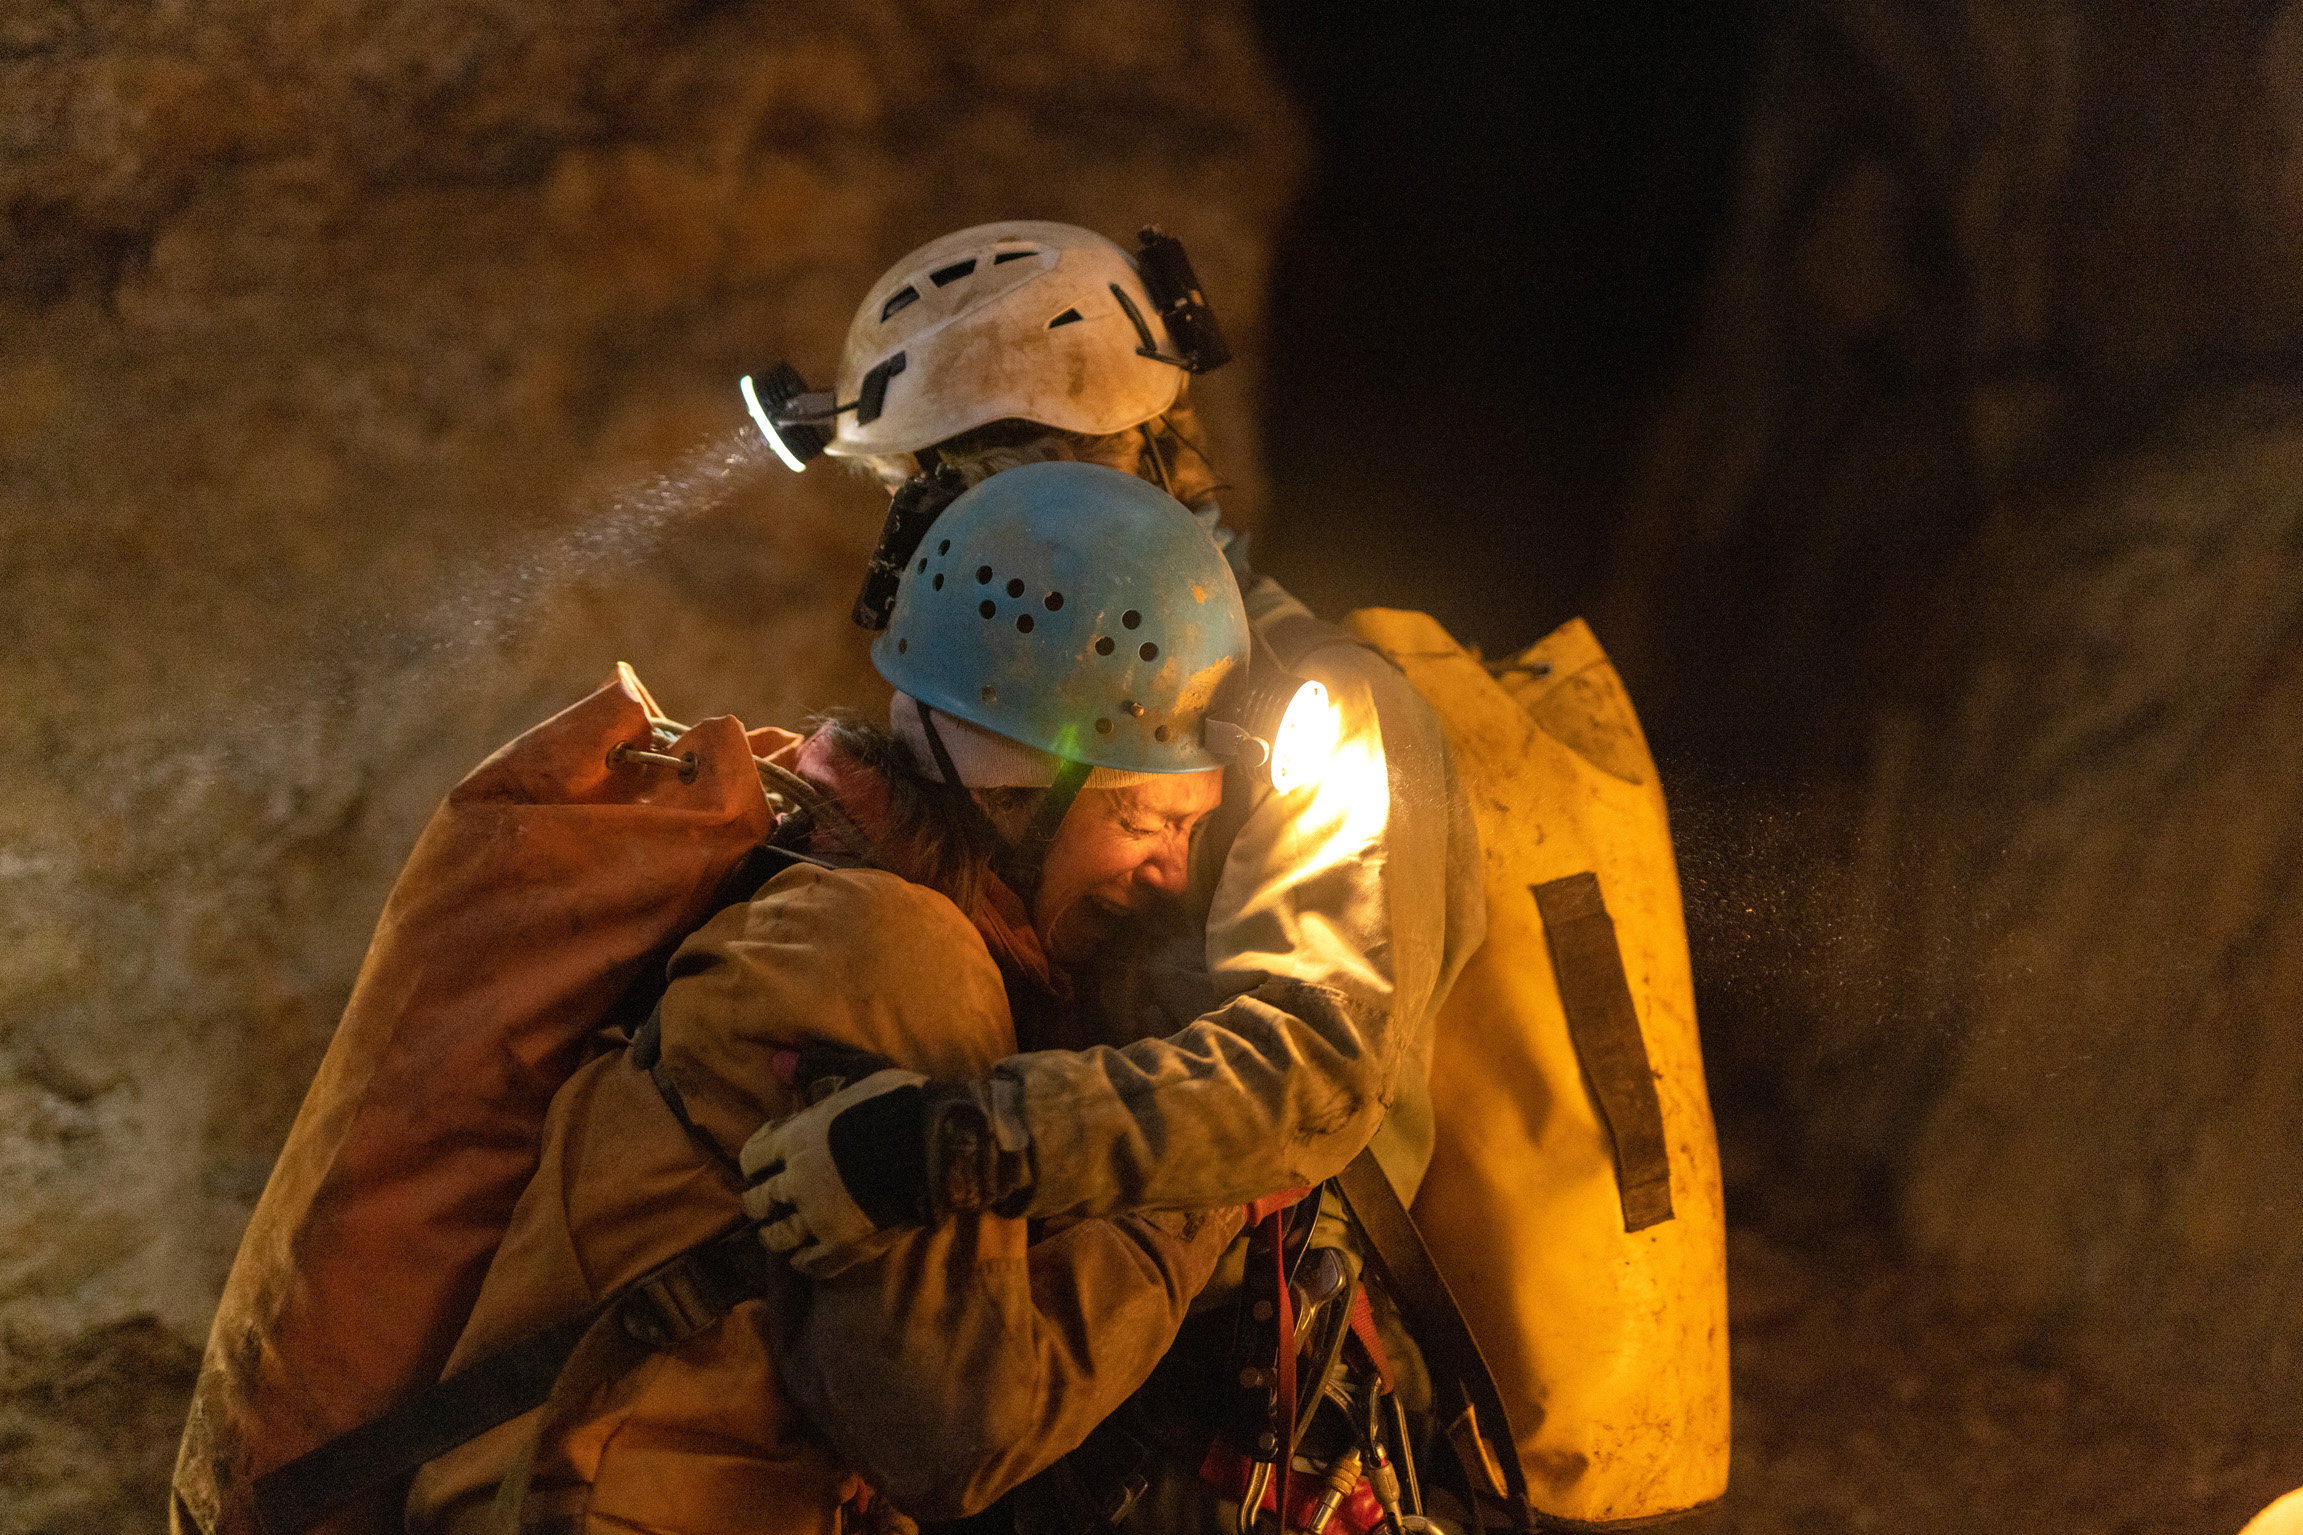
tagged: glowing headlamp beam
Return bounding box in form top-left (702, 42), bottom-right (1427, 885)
top-left (741, 373), bottom-right (811, 474)
top-left (1204, 678), bottom-right (1341, 792)
top-left (1269, 679), bottom-right (1340, 793)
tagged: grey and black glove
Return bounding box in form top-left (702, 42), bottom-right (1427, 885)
top-left (739, 1070), bottom-right (1032, 1277)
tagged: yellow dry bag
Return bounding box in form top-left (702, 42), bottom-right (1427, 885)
top-left (1341, 609), bottom-right (1729, 1528)
top-left (2242, 1491), bottom-right (2303, 1535)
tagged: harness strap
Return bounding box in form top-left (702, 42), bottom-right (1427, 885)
top-left (1269, 1209), bottom-right (1299, 1531)
top-left (1345, 1286), bottom-right (1393, 1393)
top-left (250, 1225), bottom-right (764, 1535)
top-left (630, 1006), bottom-right (743, 1184)
top-left (253, 839), bottom-right (840, 1534)
top-left (1333, 1148), bottom-right (1536, 1533)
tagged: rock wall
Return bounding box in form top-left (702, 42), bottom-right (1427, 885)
top-left (0, 5), bottom-right (1301, 1528)
top-left (1610, 0), bottom-right (2303, 1427)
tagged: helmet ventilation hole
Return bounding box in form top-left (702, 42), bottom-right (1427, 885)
top-left (896, 638), bottom-right (908, 653)
top-left (938, 539), bottom-right (951, 554)
top-left (916, 557), bottom-right (927, 573)
top-left (1016, 614), bottom-right (1035, 634)
top-left (1154, 726), bottom-right (1170, 742)
top-left (881, 286), bottom-right (919, 321)
top-left (1140, 642), bottom-right (1159, 661)
top-left (1095, 718), bottom-right (1113, 735)
top-left (977, 566), bottom-right (993, 584)
top-left (1006, 577), bottom-right (1025, 597)
top-left (979, 600), bottom-right (996, 619)
top-left (933, 573), bottom-right (944, 589)
top-left (993, 248), bottom-right (1038, 265)
top-left (1122, 610), bottom-right (1142, 629)
top-left (1047, 308), bottom-right (1084, 329)
top-left (1095, 636), bottom-right (1116, 656)
top-left (930, 259), bottom-right (977, 286)
top-left (1045, 591), bottom-right (1064, 610)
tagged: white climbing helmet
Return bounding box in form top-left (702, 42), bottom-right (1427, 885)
top-left (823, 221), bottom-right (1189, 459)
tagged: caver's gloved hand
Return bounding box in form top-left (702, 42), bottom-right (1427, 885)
top-left (740, 1068), bottom-right (1033, 1277)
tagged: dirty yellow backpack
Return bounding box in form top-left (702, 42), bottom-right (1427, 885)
top-left (1342, 609), bottom-right (1729, 1529)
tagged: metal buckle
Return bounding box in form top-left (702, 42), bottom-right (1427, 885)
top-left (608, 741), bottom-right (699, 783)
top-left (616, 1237), bottom-right (764, 1350)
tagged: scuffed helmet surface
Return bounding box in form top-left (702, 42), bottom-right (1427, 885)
top-left (872, 460), bottom-right (1247, 773)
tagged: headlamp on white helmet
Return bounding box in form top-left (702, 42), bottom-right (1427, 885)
top-left (1133, 226), bottom-right (1231, 374)
top-left (738, 361), bottom-right (836, 472)
top-left (737, 223), bottom-right (1230, 476)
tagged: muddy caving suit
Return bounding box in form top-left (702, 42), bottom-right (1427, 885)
top-left (404, 732), bottom-right (1245, 1535)
top-left (993, 574), bottom-right (1481, 1215)
top-left (408, 557), bottom-right (1480, 1533)
top-left (920, 569), bottom-right (1488, 1529)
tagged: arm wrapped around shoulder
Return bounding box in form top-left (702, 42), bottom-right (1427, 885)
top-left (661, 867), bottom-right (1249, 1520)
top-left (654, 864), bottom-right (1021, 1161)
top-left (768, 1202), bottom-right (1248, 1520)
top-left (994, 973), bottom-right (1389, 1219)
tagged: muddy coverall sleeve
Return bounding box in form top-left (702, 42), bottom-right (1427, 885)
top-left (992, 593), bottom-right (1484, 1218)
top-left (659, 866), bottom-right (1245, 1521)
top-left (767, 1204), bottom-right (1244, 1520)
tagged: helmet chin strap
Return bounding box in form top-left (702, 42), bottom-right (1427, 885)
top-left (913, 699), bottom-right (1091, 908)
top-left (1016, 757), bottom-right (1093, 893)
top-left (1137, 420), bottom-right (1175, 496)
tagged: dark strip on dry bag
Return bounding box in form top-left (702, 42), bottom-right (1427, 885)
top-left (1532, 872), bottom-right (1673, 1233)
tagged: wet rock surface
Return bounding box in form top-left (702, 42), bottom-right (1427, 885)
top-left (0, 1321), bottom-right (200, 1535)
top-left (0, 4), bottom-right (1300, 1529)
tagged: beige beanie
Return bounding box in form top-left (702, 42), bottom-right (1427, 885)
top-left (889, 692), bottom-right (1164, 790)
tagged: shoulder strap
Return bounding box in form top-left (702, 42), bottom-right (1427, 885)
top-left (715, 837), bottom-right (850, 903)
top-left (254, 838), bottom-right (842, 1534)
top-left (1256, 611), bottom-right (1362, 674)
top-left (603, 837), bottom-right (843, 1039)
top-left (630, 1005), bottom-right (745, 1183)
top-left (1333, 1149), bottom-right (1537, 1534)
top-left (250, 1222), bottom-right (764, 1535)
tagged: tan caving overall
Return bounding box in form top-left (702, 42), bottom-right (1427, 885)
top-left (409, 845), bottom-right (1241, 1533)
top-left (1341, 610), bottom-right (1731, 1528)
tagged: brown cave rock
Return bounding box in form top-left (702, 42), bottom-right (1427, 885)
top-left (0, 5), bottom-right (1302, 1531)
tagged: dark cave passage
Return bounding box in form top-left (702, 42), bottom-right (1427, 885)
top-left (1251, 0), bottom-right (1756, 656)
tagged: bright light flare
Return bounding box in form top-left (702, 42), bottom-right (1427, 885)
top-left (740, 374), bottom-right (810, 473)
top-left (1269, 679), bottom-right (1341, 794)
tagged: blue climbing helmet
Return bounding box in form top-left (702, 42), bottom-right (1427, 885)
top-left (872, 460), bottom-right (1250, 774)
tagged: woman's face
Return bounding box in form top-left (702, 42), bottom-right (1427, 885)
top-left (1033, 770), bottom-right (1224, 965)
